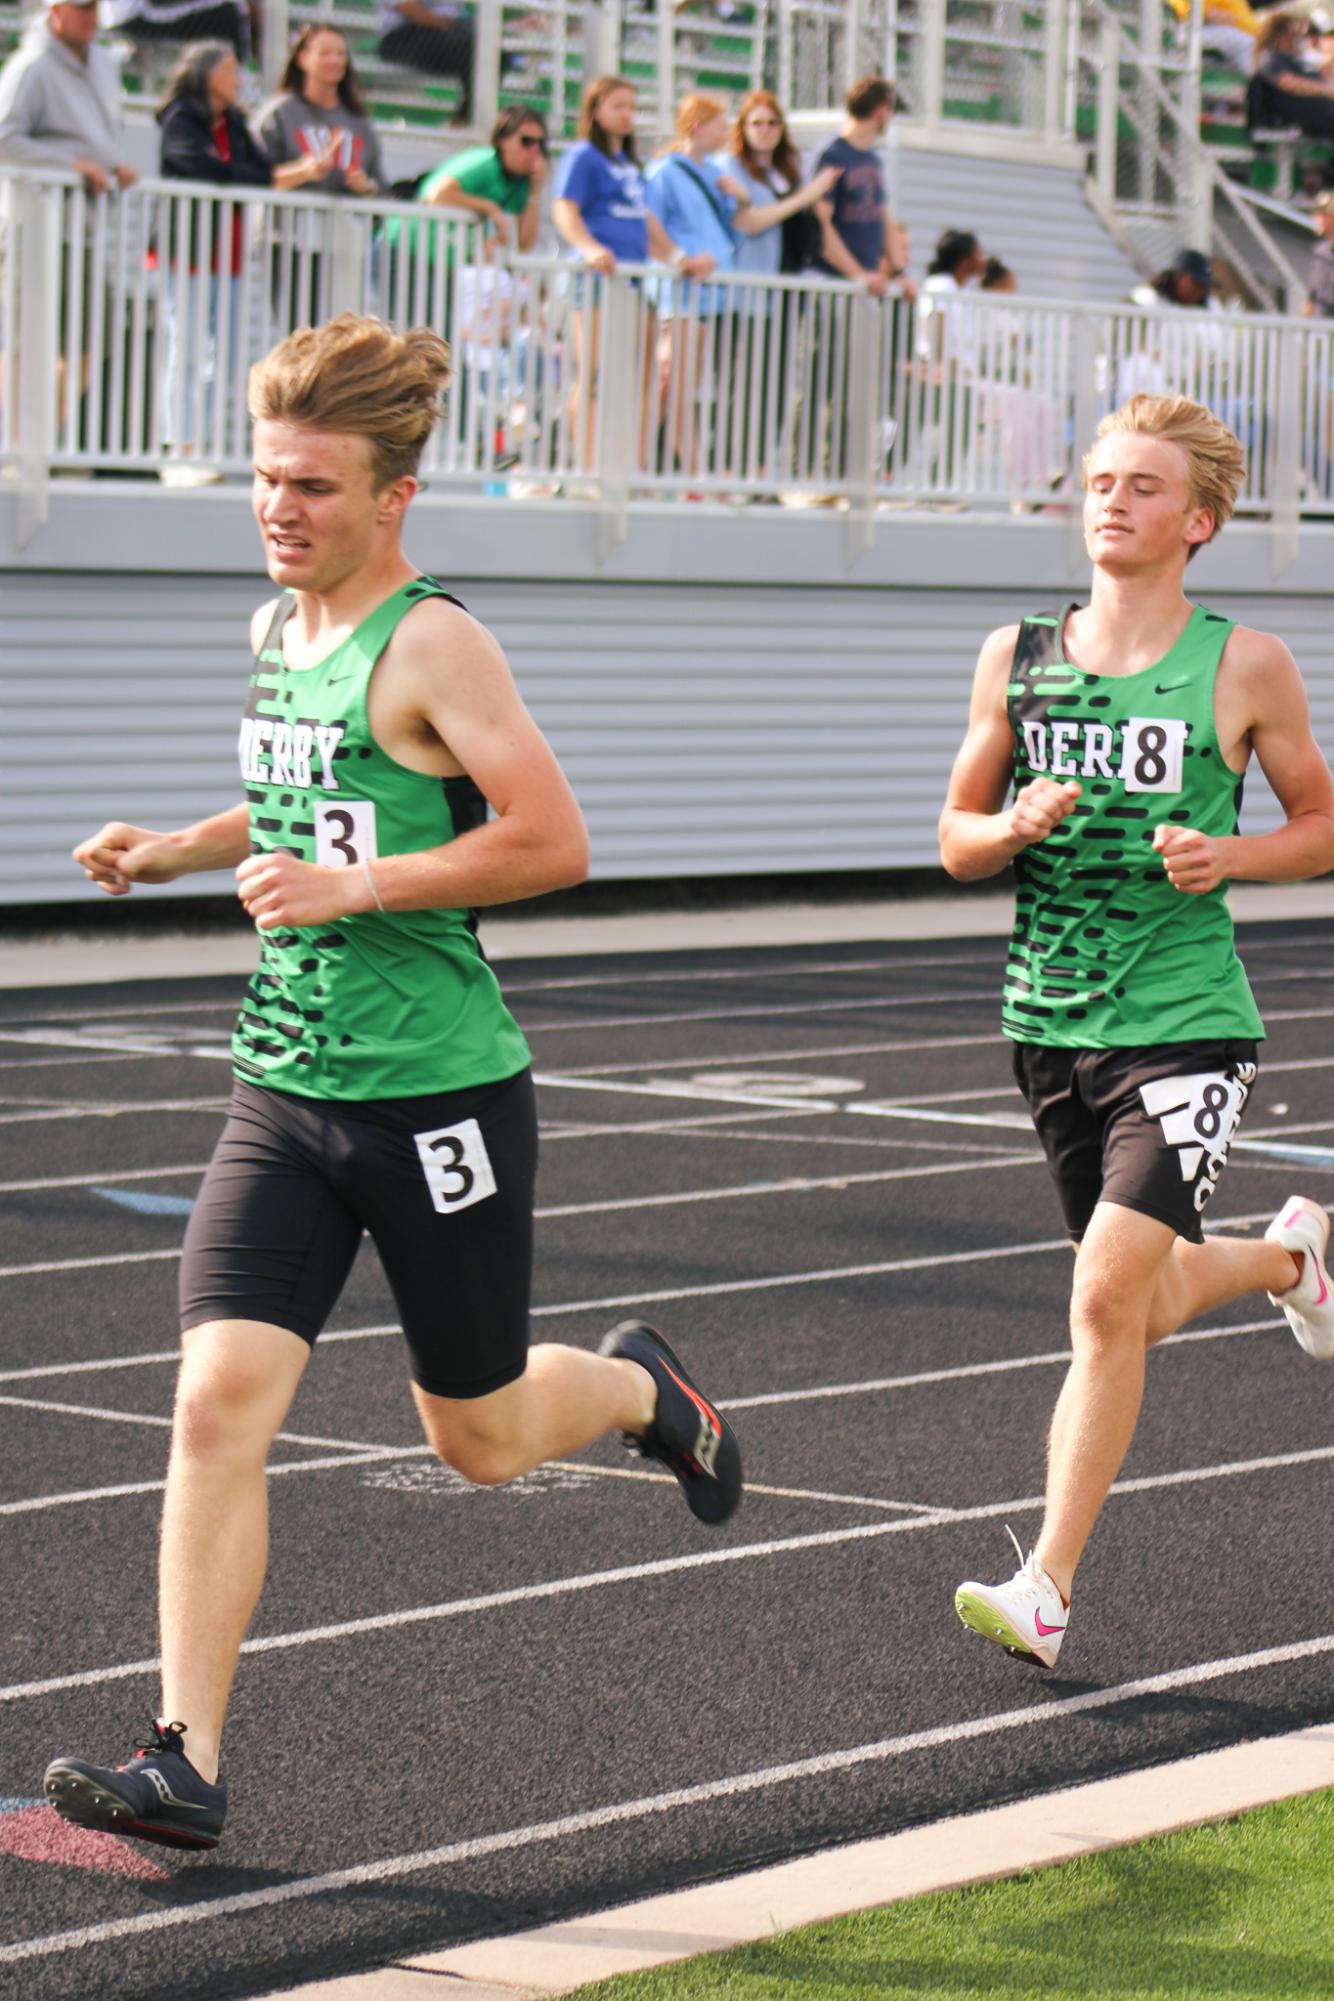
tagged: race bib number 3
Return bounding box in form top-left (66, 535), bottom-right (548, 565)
top-left (414, 1117), bottom-right (497, 1215)
top-left (1120, 718), bottom-right (1186, 795)
top-left (315, 799), bottom-right (378, 869)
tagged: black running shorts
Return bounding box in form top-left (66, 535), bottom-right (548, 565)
top-left (1011, 1040), bottom-right (1259, 1244)
top-left (180, 1070), bottom-right (537, 1398)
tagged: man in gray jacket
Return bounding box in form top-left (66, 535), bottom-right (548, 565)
top-left (0, 0), bottom-right (138, 194)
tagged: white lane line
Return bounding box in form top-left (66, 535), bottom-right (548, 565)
top-left (0, 1447), bottom-right (938, 1527)
top-left (0, 1448), bottom-right (427, 1518)
top-left (0, 1163), bottom-right (210, 1195)
top-left (725, 1318), bottom-right (1283, 1411)
top-left (515, 974), bottom-right (1334, 1038)
top-left (843, 1100), bottom-right (1334, 1158)
top-left (0, 1306), bottom-right (1281, 1431)
top-left (0, 1248), bottom-right (182, 1278)
top-left (535, 1073), bottom-right (842, 1113)
top-left (0, 1152), bottom-right (1039, 1277)
top-left (0, 1053), bottom-right (161, 1075)
top-left (541, 1461), bottom-right (951, 1516)
top-left (0, 1204), bottom-right (1281, 1314)
top-left (541, 1108), bottom-right (821, 1143)
top-left (0, 955), bottom-right (999, 1028)
top-left (0, 1098), bottom-right (225, 1128)
top-left (521, 991), bottom-right (997, 1036)
top-left (548, 1007), bottom-right (1334, 1080)
top-left (536, 1152), bottom-right (1042, 1220)
top-left (553, 1033), bottom-right (1004, 1078)
top-left (4, 1442), bottom-right (1329, 1707)
top-left (0, 1315), bottom-right (1281, 1519)
top-left (6, 1628), bottom-right (1331, 1970)
top-left (0, 1392), bottom-right (404, 1456)
top-left (0, 1029), bottom-right (230, 1061)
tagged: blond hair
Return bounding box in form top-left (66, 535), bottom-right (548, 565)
top-left (673, 91), bottom-right (727, 145)
top-left (248, 314), bottom-right (451, 489)
top-left (1083, 394), bottom-right (1246, 551)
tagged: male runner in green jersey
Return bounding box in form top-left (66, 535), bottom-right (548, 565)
top-left (939, 393), bottom-right (1334, 1670)
top-left (48, 315), bottom-right (741, 1849)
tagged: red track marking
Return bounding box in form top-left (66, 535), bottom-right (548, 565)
top-left (0, 1805), bottom-right (171, 1880)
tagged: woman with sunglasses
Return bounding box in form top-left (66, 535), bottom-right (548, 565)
top-left (416, 104), bottom-right (548, 253)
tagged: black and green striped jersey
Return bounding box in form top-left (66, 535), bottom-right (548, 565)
top-left (1003, 602), bottom-right (1263, 1049)
top-left (232, 576), bottom-right (530, 1099)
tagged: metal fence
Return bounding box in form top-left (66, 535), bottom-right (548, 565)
top-left (3, 166), bottom-right (1332, 554)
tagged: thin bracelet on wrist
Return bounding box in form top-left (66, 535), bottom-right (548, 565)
top-left (362, 858), bottom-right (385, 913)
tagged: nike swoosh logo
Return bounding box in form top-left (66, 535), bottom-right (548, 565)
top-left (1033, 1611), bottom-right (1066, 1637)
top-left (1154, 681), bottom-right (1189, 694)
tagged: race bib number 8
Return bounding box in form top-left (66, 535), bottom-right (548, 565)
top-left (315, 799), bottom-right (378, 869)
top-left (1120, 718), bottom-right (1186, 795)
top-left (414, 1117), bottom-right (497, 1215)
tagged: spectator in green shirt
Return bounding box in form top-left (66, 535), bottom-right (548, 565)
top-left (420, 103), bottom-right (548, 251)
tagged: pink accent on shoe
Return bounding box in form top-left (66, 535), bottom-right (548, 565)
top-left (1033, 1610), bottom-right (1066, 1637)
top-left (1282, 1205), bottom-right (1305, 1230)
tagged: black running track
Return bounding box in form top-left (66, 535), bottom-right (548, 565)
top-left (2, 922), bottom-right (1332, 2001)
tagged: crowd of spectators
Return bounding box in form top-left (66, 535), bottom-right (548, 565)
top-left (9, 5), bottom-right (1326, 496)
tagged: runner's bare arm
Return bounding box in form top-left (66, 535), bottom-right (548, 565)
top-left (939, 625), bottom-right (1081, 880)
top-left (236, 602), bottom-right (588, 929)
top-left (1155, 627), bottom-right (1334, 895)
top-left (74, 806), bottom-right (251, 895)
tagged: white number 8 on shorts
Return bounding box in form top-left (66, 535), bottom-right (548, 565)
top-left (413, 1118), bottom-right (498, 1215)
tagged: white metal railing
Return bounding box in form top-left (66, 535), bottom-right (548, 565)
top-left (1080, 0), bottom-right (1307, 312)
top-left (3, 166), bottom-right (1332, 560)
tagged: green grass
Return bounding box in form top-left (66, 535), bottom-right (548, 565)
top-left (563, 1790), bottom-right (1333, 2000)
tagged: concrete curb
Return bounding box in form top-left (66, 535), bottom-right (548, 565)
top-left (263, 1724), bottom-right (1333, 2000)
top-left (4, 881), bottom-right (1333, 989)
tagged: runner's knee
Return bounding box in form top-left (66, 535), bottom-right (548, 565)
top-left (171, 1325), bottom-right (299, 1460)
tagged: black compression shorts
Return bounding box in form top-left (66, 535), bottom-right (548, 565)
top-left (179, 1069), bottom-right (537, 1398)
top-left (1012, 1040), bottom-right (1259, 1244)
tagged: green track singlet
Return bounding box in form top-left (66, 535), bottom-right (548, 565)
top-left (231, 576), bottom-right (531, 1099)
top-left (1003, 602), bottom-right (1263, 1049)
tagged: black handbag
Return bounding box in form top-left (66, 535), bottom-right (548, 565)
top-left (780, 203), bottom-right (823, 273)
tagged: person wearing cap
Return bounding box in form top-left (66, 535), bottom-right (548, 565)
top-left (1303, 188), bottom-right (1334, 316)
top-left (0, 0), bottom-right (138, 194)
top-left (1132, 249), bottom-right (1223, 311)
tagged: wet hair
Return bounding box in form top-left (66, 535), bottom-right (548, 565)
top-left (248, 314), bottom-right (451, 490)
top-left (927, 229), bottom-right (980, 278)
top-left (1083, 394), bottom-right (1247, 554)
top-left (578, 74), bottom-right (640, 165)
top-left (156, 39), bottom-right (234, 120)
top-left (730, 90), bottom-right (802, 190)
top-left (279, 24), bottom-right (366, 117)
top-left (846, 75), bottom-right (895, 120)
top-left (489, 102), bottom-right (548, 155)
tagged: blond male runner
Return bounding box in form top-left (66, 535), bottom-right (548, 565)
top-left (940, 394), bottom-right (1334, 1669)
top-left (46, 316), bottom-right (740, 1848)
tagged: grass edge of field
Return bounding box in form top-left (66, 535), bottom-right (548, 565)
top-left (557, 1786), bottom-right (1334, 2001)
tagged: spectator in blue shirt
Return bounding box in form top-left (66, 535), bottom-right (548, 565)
top-left (813, 75), bottom-right (915, 301)
top-left (553, 74), bottom-right (713, 475)
top-left (646, 92), bottom-right (744, 480)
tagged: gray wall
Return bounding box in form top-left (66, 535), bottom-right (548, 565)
top-left (7, 557), bottom-right (1334, 907)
